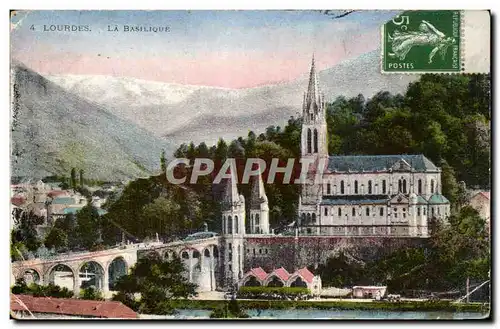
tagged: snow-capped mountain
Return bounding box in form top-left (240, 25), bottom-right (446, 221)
top-left (45, 50), bottom-right (416, 148)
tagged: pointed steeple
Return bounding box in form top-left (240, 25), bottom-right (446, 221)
top-left (304, 54), bottom-right (322, 114)
top-left (221, 167), bottom-right (240, 211)
top-left (250, 172), bottom-right (268, 209)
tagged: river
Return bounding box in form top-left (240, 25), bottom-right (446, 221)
top-left (141, 308), bottom-right (488, 320)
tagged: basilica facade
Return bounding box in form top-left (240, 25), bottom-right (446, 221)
top-left (218, 57), bottom-right (450, 285)
top-left (298, 56), bottom-right (450, 238)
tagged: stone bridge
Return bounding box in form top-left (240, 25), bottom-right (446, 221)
top-left (139, 236), bottom-right (222, 292)
top-left (11, 237), bottom-right (224, 296)
top-left (11, 243), bottom-right (152, 296)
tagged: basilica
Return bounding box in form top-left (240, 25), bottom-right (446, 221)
top-left (218, 56), bottom-right (450, 285)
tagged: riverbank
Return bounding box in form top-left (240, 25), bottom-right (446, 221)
top-left (169, 299), bottom-right (489, 313)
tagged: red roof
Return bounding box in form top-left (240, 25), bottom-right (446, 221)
top-left (47, 190), bottom-right (68, 198)
top-left (10, 294), bottom-right (138, 319)
top-left (480, 191), bottom-right (490, 200)
top-left (250, 267), bottom-right (268, 281)
top-left (11, 196), bottom-right (26, 207)
top-left (296, 267), bottom-right (315, 284)
top-left (271, 267), bottom-right (290, 282)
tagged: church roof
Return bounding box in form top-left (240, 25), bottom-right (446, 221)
top-left (321, 195), bottom-right (388, 205)
top-left (428, 193), bottom-right (450, 204)
top-left (416, 195), bottom-right (428, 204)
top-left (327, 154), bottom-right (438, 173)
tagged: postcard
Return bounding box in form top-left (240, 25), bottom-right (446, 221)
top-left (10, 10), bottom-right (491, 320)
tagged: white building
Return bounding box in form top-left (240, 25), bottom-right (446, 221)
top-left (297, 56), bottom-right (450, 237)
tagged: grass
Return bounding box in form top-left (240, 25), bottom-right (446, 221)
top-left (170, 299), bottom-right (489, 313)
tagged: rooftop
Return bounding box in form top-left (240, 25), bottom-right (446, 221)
top-left (428, 193), bottom-right (450, 205)
top-left (321, 195), bottom-right (388, 206)
top-left (51, 197), bottom-right (76, 205)
top-left (10, 294), bottom-right (138, 319)
top-left (327, 154), bottom-right (438, 173)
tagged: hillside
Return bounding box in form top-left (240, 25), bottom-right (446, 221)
top-left (11, 63), bottom-right (172, 181)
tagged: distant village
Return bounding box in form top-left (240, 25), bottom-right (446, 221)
top-left (10, 175), bottom-right (124, 239)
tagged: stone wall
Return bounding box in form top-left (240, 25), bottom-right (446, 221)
top-left (244, 236), bottom-right (428, 273)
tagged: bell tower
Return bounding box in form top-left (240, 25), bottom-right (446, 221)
top-left (220, 167), bottom-right (245, 288)
top-left (298, 55), bottom-right (329, 232)
top-left (301, 55), bottom-right (328, 158)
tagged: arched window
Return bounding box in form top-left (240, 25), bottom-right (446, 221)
top-left (324, 207), bottom-right (328, 216)
top-left (307, 129), bottom-right (312, 154)
top-left (382, 180), bottom-right (387, 194)
top-left (366, 207), bottom-right (370, 216)
top-left (228, 216), bottom-right (232, 233)
top-left (403, 179), bottom-right (407, 193)
top-left (380, 207), bottom-right (384, 216)
top-left (301, 213), bottom-right (305, 225)
top-left (340, 181), bottom-right (345, 194)
top-left (368, 181), bottom-right (372, 194)
top-left (312, 213), bottom-right (316, 223)
top-left (431, 179), bottom-right (435, 194)
top-left (398, 179), bottom-right (402, 193)
top-left (352, 208), bottom-right (356, 216)
top-left (424, 208), bottom-right (427, 215)
top-left (418, 179), bottom-right (422, 194)
top-left (354, 181), bottom-right (358, 194)
top-left (417, 207), bottom-right (421, 216)
top-left (431, 207), bottom-right (435, 216)
top-left (235, 216), bottom-right (239, 234)
top-left (338, 208), bottom-right (342, 216)
top-left (327, 183), bottom-right (331, 195)
top-left (313, 129), bottom-right (318, 153)
top-left (307, 213), bottom-right (311, 224)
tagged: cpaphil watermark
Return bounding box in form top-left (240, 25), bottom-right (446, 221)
top-left (165, 157), bottom-right (328, 185)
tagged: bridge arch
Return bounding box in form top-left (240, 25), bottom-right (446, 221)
top-left (19, 268), bottom-right (41, 285)
top-left (46, 263), bottom-right (77, 293)
top-left (107, 256), bottom-right (128, 291)
top-left (78, 260), bottom-right (106, 292)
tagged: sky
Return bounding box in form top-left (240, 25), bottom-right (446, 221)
top-left (11, 10), bottom-right (398, 88)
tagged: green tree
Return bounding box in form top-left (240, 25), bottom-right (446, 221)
top-left (44, 227), bottom-right (68, 251)
top-left (112, 254), bottom-right (197, 314)
top-left (11, 210), bottom-right (44, 253)
top-left (141, 196), bottom-right (183, 239)
top-left (79, 169), bottom-right (84, 187)
top-left (70, 167), bottom-right (77, 189)
top-left (11, 280), bottom-right (74, 298)
top-left (80, 286), bottom-right (104, 300)
top-left (75, 205), bottom-right (101, 250)
top-left (160, 149), bottom-right (166, 172)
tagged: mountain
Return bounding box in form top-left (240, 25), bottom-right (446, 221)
top-left (11, 63), bottom-right (172, 181)
top-left (46, 50), bottom-right (416, 147)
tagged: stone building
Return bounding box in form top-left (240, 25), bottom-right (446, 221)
top-left (217, 56), bottom-right (450, 289)
top-left (297, 56), bottom-right (450, 237)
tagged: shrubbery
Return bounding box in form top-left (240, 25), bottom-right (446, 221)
top-left (238, 286), bottom-right (312, 300)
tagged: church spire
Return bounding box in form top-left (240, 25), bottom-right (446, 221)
top-left (303, 54), bottom-right (323, 117)
top-left (250, 170), bottom-right (268, 209)
top-left (221, 167), bottom-right (240, 211)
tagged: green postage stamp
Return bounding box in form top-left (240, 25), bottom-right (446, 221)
top-left (382, 10), bottom-right (461, 73)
